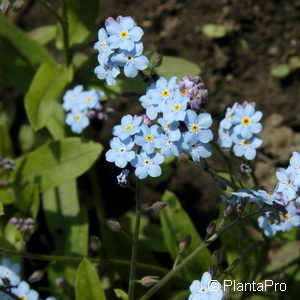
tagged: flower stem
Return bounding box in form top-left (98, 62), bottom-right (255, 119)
top-left (36, 0), bottom-right (71, 65)
top-left (0, 286), bottom-right (21, 300)
top-left (138, 209), bottom-right (263, 299)
top-left (128, 179), bottom-right (142, 300)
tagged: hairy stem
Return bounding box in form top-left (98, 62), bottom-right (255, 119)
top-left (128, 179), bottom-right (142, 300)
top-left (139, 209), bottom-right (263, 299)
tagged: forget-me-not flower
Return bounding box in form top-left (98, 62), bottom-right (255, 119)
top-left (157, 118), bottom-right (181, 141)
top-left (113, 114), bottom-right (142, 140)
top-left (106, 16), bottom-right (144, 51)
top-left (65, 110), bottom-right (90, 134)
top-left (131, 151), bottom-right (164, 179)
top-left (189, 272), bottom-right (223, 300)
top-left (139, 88), bottom-right (161, 120)
top-left (160, 134), bottom-right (182, 157)
top-left (182, 134), bottom-right (212, 161)
top-left (232, 135), bottom-right (263, 160)
top-left (105, 137), bottom-right (135, 168)
top-left (134, 124), bottom-right (162, 154)
top-left (111, 43), bottom-right (149, 77)
top-left (163, 90), bottom-right (188, 123)
top-left (275, 168), bottom-right (298, 201)
top-left (11, 281), bottom-right (39, 300)
top-left (62, 85), bottom-right (84, 111)
top-left (94, 28), bottom-right (113, 65)
top-left (232, 103), bottom-right (262, 138)
top-left (184, 110), bottom-right (213, 144)
top-left (94, 60), bottom-right (120, 86)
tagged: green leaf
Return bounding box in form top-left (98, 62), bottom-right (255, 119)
top-left (75, 258), bottom-right (106, 300)
top-left (155, 56), bottom-right (201, 79)
top-left (271, 64), bottom-right (290, 78)
top-left (114, 289), bottom-right (128, 300)
top-left (0, 98), bottom-right (16, 128)
top-left (160, 190), bottom-right (211, 281)
top-left (29, 25), bottom-right (56, 45)
top-left (14, 137), bottom-right (103, 192)
top-left (0, 124), bottom-right (14, 157)
top-left (18, 124), bottom-right (35, 153)
top-left (46, 102), bottom-right (66, 139)
top-left (0, 202), bottom-right (3, 215)
top-left (0, 39), bottom-right (34, 92)
top-left (25, 62), bottom-right (73, 130)
top-left (202, 24), bottom-right (227, 39)
top-left (0, 13), bottom-right (54, 66)
top-left (288, 56), bottom-right (300, 70)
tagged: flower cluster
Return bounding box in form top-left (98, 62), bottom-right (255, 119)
top-left (189, 272), bottom-right (223, 300)
top-left (105, 75), bottom-right (214, 180)
top-left (10, 217), bottom-right (34, 231)
top-left (94, 16), bottom-right (149, 85)
top-left (0, 157), bottom-right (15, 171)
top-left (223, 152), bottom-right (300, 237)
top-left (0, 258), bottom-right (56, 300)
top-left (62, 85), bottom-right (105, 133)
top-left (218, 102), bottom-right (263, 160)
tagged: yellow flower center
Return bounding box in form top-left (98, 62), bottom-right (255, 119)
top-left (190, 124), bottom-right (200, 132)
top-left (241, 139), bottom-right (249, 146)
top-left (284, 214), bottom-right (291, 221)
top-left (173, 104), bottom-right (181, 111)
top-left (86, 97), bottom-right (93, 102)
top-left (227, 113), bottom-right (232, 119)
top-left (164, 124), bottom-right (171, 130)
top-left (20, 295), bottom-right (26, 300)
top-left (145, 135), bottom-right (154, 142)
top-left (119, 31), bottom-right (128, 38)
top-left (161, 90), bottom-right (170, 97)
top-left (119, 147), bottom-right (126, 154)
top-left (100, 41), bottom-right (107, 49)
top-left (181, 88), bottom-right (187, 95)
top-left (74, 114), bottom-right (81, 121)
top-left (143, 159), bottom-right (152, 166)
top-left (266, 193), bottom-right (273, 198)
top-left (241, 116), bottom-right (251, 126)
top-left (124, 125), bottom-right (133, 131)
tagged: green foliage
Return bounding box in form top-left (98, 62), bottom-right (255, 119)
top-left (271, 64), bottom-right (290, 78)
top-left (75, 258), bottom-right (106, 300)
top-left (13, 138), bottom-right (103, 192)
top-left (202, 24), bottom-right (228, 39)
top-left (114, 289), bottom-right (128, 300)
top-left (155, 56), bottom-right (201, 79)
top-left (25, 63), bottom-right (73, 130)
top-left (160, 190), bottom-right (211, 281)
top-left (29, 25), bottom-right (56, 45)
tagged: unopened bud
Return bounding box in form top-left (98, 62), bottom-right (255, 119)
top-left (140, 276), bottom-right (159, 287)
top-left (212, 251), bottom-right (223, 265)
top-left (55, 277), bottom-right (68, 290)
top-left (216, 179), bottom-right (227, 190)
top-left (178, 153), bottom-right (189, 161)
top-left (206, 233), bottom-right (218, 243)
top-left (152, 55), bottom-right (163, 67)
top-left (28, 270), bottom-right (45, 283)
top-left (179, 235), bottom-right (192, 252)
top-left (151, 202), bottom-right (167, 212)
top-left (90, 235), bottom-right (102, 252)
top-left (206, 221), bottom-right (216, 236)
top-left (106, 218), bottom-right (122, 232)
top-left (224, 204), bottom-right (233, 217)
top-left (209, 265), bottom-right (217, 277)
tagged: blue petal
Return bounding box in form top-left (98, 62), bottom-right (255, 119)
top-left (148, 164), bottom-right (161, 177)
top-left (124, 63), bottom-right (138, 77)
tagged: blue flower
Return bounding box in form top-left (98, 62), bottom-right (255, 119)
top-left (277, 203), bottom-right (300, 232)
top-left (219, 103), bottom-right (237, 130)
top-left (111, 43), bottom-right (149, 77)
top-left (232, 135), bottom-right (262, 160)
top-left (189, 272), bottom-right (223, 300)
top-left (163, 90), bottom-right (188, 123)
top-left (94, 28), bottom-right (113, 65)
top-left (231, 190), bottom-right (259, 202)
top-left (217, 127), bottom-right (233, 148)
top-left (139, 88), bottom-right (161, 120)
top-left (275, 168), bottom-right (298, 201)
top-left (78, 89), bottom-right (104, 110)
top-left (288, 151), bottom-right (300, 186)
top-left (1, 258), bottom-right (20, 276)
top-left (131, 151), bottom-right (164, 179)
top-left (157, 118), bottom-right (181, 141)
top-left (232, 104), bottom-right (262, 138)
top-left (160, 134), bottom-right (182, 157)
top-left (65, 110), bottom-right (90, 134)
top-left (62, 85), bottom-right (84, 111)
top-left (0, 261), bottom-right (20, 286)
top-left (182, 133), bottom-right (212, 161)
top-left (134, 124), bottom-right (162, 154)
top-left (258, 214), bottom-right (279, 237)
top-left (106, 16), bottom-right (144, 51)
top-left (11, 281), bottom-right (39, 300)
top-left (116, 169), bottom-right (129, 187)
top-left (105, 137), bottom-right (135, 168)
top-left (151, 77), bottom-right (177, 109)
top-left (253, 190), bottom-right (283, 205)
top-left (184, 110), bottom-right (213, 143)
top-left (94, 60), bottom-right (120, 86)
top-left (113, 114), bottom-right (142, 140)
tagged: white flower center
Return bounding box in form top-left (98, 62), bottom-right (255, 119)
top-left (143, 158), bottom-right (152, 166)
